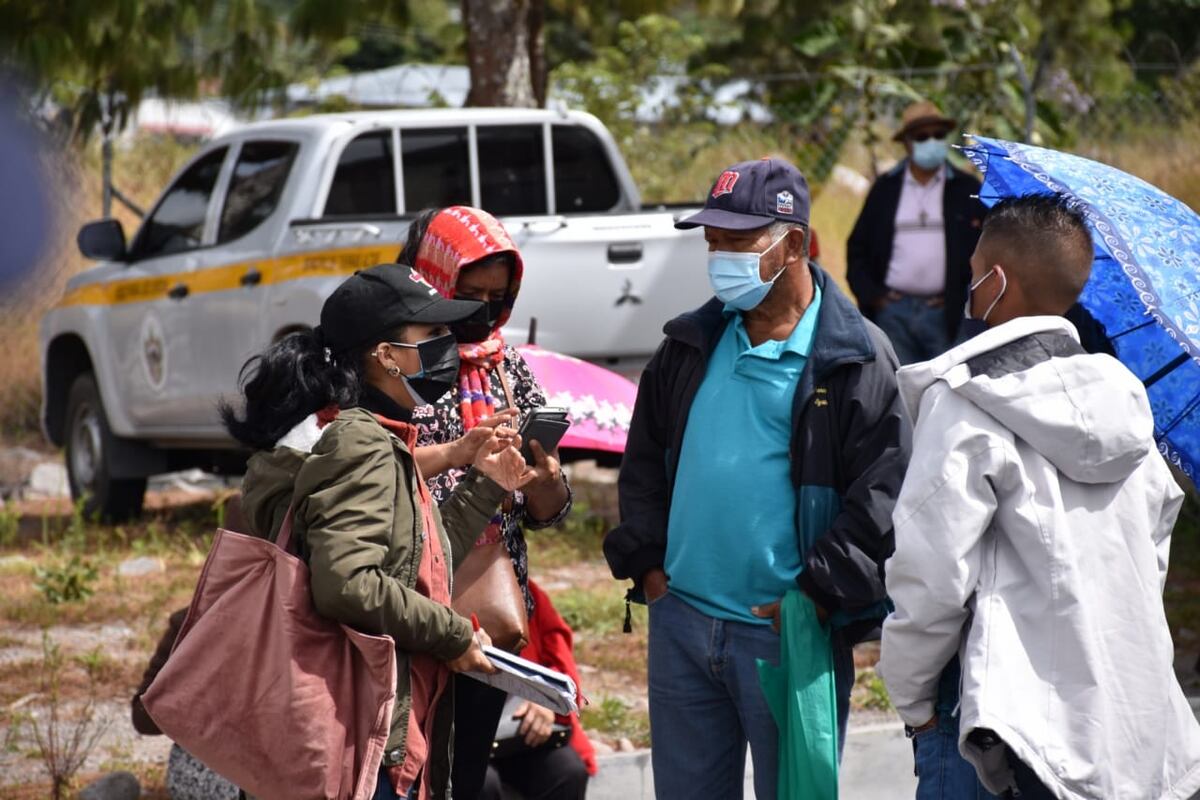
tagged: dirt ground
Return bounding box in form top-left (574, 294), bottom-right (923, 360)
top-left (1, 470), bottom-right (1196, 797)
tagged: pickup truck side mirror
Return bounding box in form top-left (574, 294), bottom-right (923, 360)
top-left (77, 218), bottom-right (127, 261)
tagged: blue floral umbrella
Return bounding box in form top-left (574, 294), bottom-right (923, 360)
top-left (962, 136), bottom-right (1200, 480)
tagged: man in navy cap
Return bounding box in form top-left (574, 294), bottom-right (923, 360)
top-left (605, 157), bottom-right (910, 797)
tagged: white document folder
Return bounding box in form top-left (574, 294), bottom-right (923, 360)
top-left (465, 645), bottom-right (579, 715)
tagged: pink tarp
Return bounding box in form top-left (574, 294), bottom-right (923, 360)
top-left (517, 345), bottom-right (636, 455)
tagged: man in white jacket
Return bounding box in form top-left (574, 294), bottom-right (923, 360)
top-left (879, 193), bottom-right (1200, 799)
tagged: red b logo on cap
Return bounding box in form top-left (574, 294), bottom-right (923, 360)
top-left (712, 170), bottom-right (740, 198)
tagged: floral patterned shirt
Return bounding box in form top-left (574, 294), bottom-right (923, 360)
top-left (413, 345), bottom-right (573, 613)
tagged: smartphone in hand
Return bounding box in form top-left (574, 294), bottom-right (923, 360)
top-left (517, 407), bottom-right (570, 465)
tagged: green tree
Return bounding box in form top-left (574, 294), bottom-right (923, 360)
top-left (202, 0), bottom-right (335, 114)
top-left (1117, 0), bottom-right (1200, 73)
top-left (289, 0), bottom-right (547, 106)
top-left (702, 0), bottom-right (1134, 151)
top-left (553, 14), bottom-right (730, 199)
top-left (461, 0), bottom-right (541, 106)
top-left (0, 0), bottom-right (212, 142)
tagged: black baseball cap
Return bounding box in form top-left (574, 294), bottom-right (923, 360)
top-left (318, 264), bottom-right (484, 353)
top-left (675, 157), bottom-right (811, 231)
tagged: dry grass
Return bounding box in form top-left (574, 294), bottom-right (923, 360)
top-left (0, 136), bottom-right (197, 448)
top-left (0, 645), bottom-right (140, 709)
top-left (0, 499), bottom-right (218, 794)
top-left (0, 557), bottom-right (200, 631)
top-left (1074, 121), bottom-right (1200, 213)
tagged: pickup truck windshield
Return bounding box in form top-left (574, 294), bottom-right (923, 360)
top-left (218, 141), bottom-right (299, 243)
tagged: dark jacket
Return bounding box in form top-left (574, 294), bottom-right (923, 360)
top-left (846, 160), bottom-right (986, 340)
top-left (603, 266), bottom-right (912, 640)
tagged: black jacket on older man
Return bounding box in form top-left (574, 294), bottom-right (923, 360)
top-left (846, 159), bottom-right (986, 341)
top-left (604, 264), bottom-right (911, 644)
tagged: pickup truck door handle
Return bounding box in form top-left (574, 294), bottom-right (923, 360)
top-left (241, 269), bottom-right (263, 287)
top-left (519, 217), bottom-right (567, 237)
top-left (167, 283), bottom-right (189, 301)
top-left (607, 243), bottom-right (643, 264)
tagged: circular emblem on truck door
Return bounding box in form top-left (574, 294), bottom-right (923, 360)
top-left (140, 314), bottom-right (167, 392)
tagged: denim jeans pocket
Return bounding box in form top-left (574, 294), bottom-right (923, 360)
top-left (647, 589), bottom-right (671, 608)
top-left (910, 725), bottom-right (940, 779)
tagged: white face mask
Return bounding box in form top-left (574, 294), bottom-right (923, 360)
top-left (912, 138), bottom-right (948, 170)
top-left (964, 267), bottom-right (1007, 323)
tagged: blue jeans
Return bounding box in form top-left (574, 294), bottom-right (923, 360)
top-left (913, 714), bottom-right (1001, 800)
top-left (371, 768), bottom-right (417, 800)
top-left (913, 657), bottom-right (999, 800)
top-left (875, 295), bottom-right (952, 365)
top-left (647, 591), bottom-right (853, 800)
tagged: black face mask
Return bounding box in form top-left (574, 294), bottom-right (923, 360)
top-left (388, 333), bottom-right (460, 406)
top-left (450, 299), bottom-right (507, 344)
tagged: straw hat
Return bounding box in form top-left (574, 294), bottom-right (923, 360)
top-left (893, 100), bottom-right (958, 142)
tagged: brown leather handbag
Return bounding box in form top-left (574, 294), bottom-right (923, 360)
top-left (451, 540), bottom-right (528, 652)
top-left (450, 368), bottom-right (529, 653)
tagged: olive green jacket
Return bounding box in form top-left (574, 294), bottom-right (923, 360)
top-left (239, 407), bottom-right (506, 797)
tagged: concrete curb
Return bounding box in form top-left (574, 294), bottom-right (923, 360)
top-left (583, 722), bottom-right (917, 799)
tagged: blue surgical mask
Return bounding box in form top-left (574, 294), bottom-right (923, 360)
top-left (912, 138), bottom-right (948, 170)
top-left (707, 233), bottom-right (789, 311)
top-left (964, 267), bottom-right (1007, 323)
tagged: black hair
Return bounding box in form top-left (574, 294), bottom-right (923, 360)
top-left (397, 208), bottom-right (440, 268)
top-left (218, 316), bottom-right (429, 450)
top-left (220, 329), bottom-right (370, 451)
top-left (978, 193), bottom-right (1093, 312)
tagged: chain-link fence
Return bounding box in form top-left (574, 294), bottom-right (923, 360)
top-left (619, 64), bottom-right (1200, 204)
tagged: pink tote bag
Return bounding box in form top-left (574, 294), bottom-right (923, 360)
top-left (142, 512), bottom-right (397, 800)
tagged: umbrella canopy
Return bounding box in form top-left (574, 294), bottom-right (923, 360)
top-left (963, 136), bottom-right (1200, 480)
top-left (516, 345), bottom-right (636, 455)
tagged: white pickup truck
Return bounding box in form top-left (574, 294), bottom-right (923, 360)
top-left (41, 108), bottom-right (708, 518)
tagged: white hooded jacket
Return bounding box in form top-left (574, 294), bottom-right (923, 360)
top-left (879, 316), bottom-right (1200, 799)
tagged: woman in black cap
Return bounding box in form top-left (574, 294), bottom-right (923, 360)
top-left (221, 264), bottom-right (534, 800)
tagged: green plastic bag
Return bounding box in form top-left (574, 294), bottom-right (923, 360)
top-left (757, 590), bottom-right (839, 800)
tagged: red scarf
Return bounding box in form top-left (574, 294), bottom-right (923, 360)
top-left (411, 207), bottom-right (524, 430)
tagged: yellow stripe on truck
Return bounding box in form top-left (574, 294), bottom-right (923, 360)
top-left (56, 245), bottom-right (395, 308)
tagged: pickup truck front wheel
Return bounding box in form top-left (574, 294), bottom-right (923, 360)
top-left (64, 374), bottom-right (147, 521)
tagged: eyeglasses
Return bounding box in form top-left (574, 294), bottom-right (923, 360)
top-left (909, 131), bottom-right (948, 143)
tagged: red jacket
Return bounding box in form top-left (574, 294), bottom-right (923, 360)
top-left (519, 580), bottom-right (597, 776)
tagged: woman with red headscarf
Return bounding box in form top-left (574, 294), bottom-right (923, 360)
top-left (401, 207), bottom-right (576, 799)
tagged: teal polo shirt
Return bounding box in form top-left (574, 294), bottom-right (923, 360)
top-left (664, 284), bottom-right (822, 624)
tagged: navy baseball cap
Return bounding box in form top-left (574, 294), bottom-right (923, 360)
top-left (675, 157), bottom-right (811, 231)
